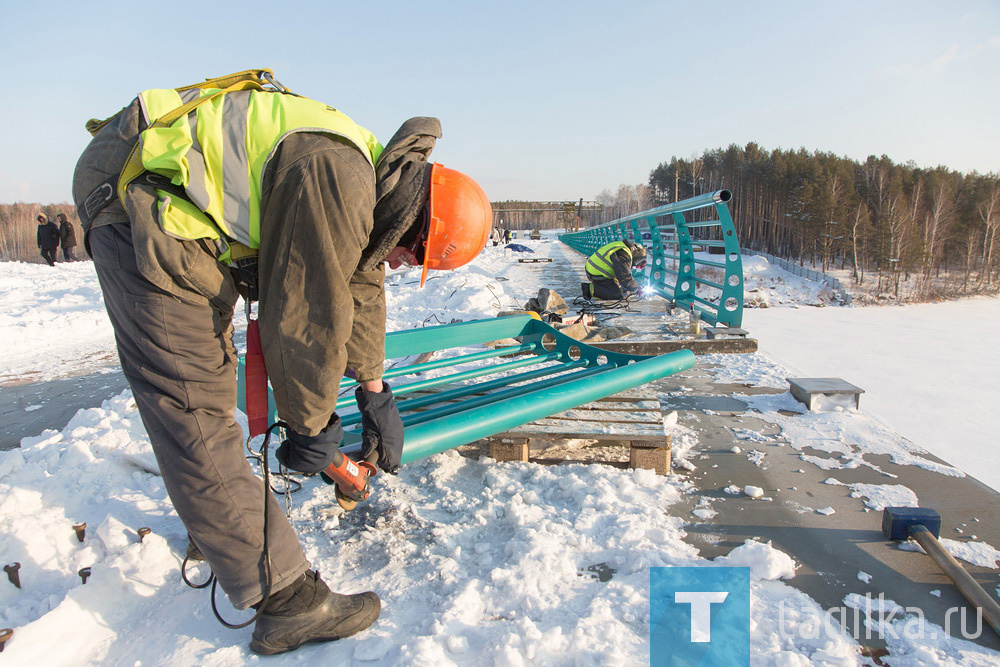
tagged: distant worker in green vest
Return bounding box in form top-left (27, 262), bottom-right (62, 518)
top-left (582, 240), bottom-right (647, 299)
top-left (72, 69), bottom-right (491, 656)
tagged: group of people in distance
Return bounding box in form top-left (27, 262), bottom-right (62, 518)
top-left (36, 212), bottom-right (78, 265)
top-left (491, 226), bottom-right (513, 246)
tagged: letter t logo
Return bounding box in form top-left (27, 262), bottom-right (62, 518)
top-left (674, 591), bottom-right (729, 642)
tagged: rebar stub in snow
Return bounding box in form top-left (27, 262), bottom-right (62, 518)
top-left (3, 563), bottom-right (20, 589)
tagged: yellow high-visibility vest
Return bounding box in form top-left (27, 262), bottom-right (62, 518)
top-left (136, 87), bottom-right (382, 261)
top-left (585, 241), bottom-right (632, 280)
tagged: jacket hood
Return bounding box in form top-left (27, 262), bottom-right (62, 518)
top-left (359, 117), bottom-right (442, 272)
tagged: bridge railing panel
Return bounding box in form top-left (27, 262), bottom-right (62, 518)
top-left (238, 315), bottom-right (696, 464)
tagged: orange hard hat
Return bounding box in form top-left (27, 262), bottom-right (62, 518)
top-left (421, 163), bottom-right (492, 286)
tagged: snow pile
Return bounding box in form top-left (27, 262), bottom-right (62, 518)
top-left (750, 581), bottom-right (862, 665)
top-left (659, 409), bottom-right (703, 472)
top-left (0, 392), bottom-right (189, 664)
top-left (0, 242), bottom-right (566, 387)
top-left (714, 540), bottom-right (796, 580)
top-left (842, 593), bottom-right (1000, 666)
top-left (310, 455), bottom-right (699, 665)
top-left (740, 255), bottom-right (841, 308)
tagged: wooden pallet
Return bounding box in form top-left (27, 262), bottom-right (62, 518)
top-left (483, 392), bottom-right (672, 474)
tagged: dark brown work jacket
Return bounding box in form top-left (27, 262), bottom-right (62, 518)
top-left (60, 220), bottom-right (78, 248)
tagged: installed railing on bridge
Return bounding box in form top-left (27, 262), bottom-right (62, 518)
top-left (558, 191), bottom-right (744, 327)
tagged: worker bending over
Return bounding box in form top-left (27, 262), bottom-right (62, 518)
top-left (73, 69), bottom-right (490, 656)
top-left (582, 240), bottom-right (647, 299)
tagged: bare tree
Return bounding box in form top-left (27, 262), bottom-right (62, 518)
top-left (596, 184), bottom-right (652, 221)
top-left (850, 202), bottom-right (871, 284)
top-left (921, 179), bottom-right (955, 291)
top-left (978, 183), bottom-right (1000, 287)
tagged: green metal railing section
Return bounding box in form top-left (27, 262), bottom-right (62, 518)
top-left (558, 190), bottom-right (744, 327)
top-left (238, 315), bottom-right (696, 464)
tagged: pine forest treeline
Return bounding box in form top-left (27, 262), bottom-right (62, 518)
top-left (642, 144), bottom-right (1000, 299)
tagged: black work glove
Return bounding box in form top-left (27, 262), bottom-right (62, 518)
top-left (275, 415), bottom-right (344, 473)
top-left (356, 382), bottom-right (404, 474)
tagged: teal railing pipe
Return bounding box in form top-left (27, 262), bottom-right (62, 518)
top-left (384, 316), bottom-right (541, 357)
top-left (341, 344), bottom-right (535, 387)
top-left (336, 352), bottom-right (561, 410)
top-left (340, 349), bottom-right (696, 463)
top-left (396, 363), bottom-right (605, 428)
top-left (339, 359), bottom-right (587, 429)
top-left (559, 190), bottom-right (743, 327)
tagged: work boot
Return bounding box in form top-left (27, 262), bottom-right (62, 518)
top-left (250, 570), bottom-right (380, 655)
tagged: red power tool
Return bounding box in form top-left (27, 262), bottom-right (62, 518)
top-left (320, 450), bottom-right (378, 510)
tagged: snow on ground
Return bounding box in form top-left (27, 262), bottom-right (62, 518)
top-left (743, 293), bottom-right (1000, 492)
top-left (736, 392), bottom-right (965, 479)
top-left (899, 537), bottom-right (1000, 570)
top-left (2, 237), bottom-right (1000, 664)
top-left (0, 261), bottom-right (118, 383)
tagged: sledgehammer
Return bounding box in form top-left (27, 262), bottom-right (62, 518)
top-left (882, 506), bottom-right (1000, 637)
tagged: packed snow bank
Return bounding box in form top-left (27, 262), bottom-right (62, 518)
top-left (740, 254), bottom-right (842, 308)
top-left (0, 242), bottom-right (563, 385)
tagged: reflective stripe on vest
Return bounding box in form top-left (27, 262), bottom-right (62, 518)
top-left (137, 88), bottom-right (383, 249)
top-left (585, 241), bottom-right (632, 280)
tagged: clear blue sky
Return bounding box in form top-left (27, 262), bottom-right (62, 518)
top-left (1, 1), bottom-right (997, 205)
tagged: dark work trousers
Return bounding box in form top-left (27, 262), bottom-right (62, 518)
top-left (62, 247), bottom-right (77, 262)
top-left (40, 247), bottom-right (57, 266)
top-left (587, 275), bottom-right (626, 300)
top-left (88, 222), bottom-right (309, 609)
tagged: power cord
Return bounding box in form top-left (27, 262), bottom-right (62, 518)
top-left (571, 293), bottom-right (642, 315)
